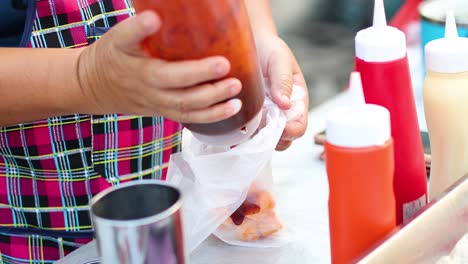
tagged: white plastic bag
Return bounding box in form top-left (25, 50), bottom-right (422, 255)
top-left (166, 86), bottom-right (305, 252)
top-left (437, 233), bottom-right (468, 264)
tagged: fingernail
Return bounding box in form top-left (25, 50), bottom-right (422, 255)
top-left (215, 62), bottom-right (228, 76)
top-left (141, 11), bottom-right (160, 32)
top-left (282, 94), bottom-right (290, 104)
top-left (226, 99), bottom-right (242, 116)
top-left (228, 80), bottom-right (242, 95)
top-left (293, 75), bottom-right (303, 84)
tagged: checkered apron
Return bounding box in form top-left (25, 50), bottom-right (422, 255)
top-left (0, 1), bottom-right (182, 263)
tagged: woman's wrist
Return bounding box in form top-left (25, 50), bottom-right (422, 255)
top-left (244, 0), bottom-right (278, 36)
top-left (73, 46), bottom-right (107, 115)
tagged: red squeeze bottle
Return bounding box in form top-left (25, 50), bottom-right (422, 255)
top-left (133, 0), bottom-right (265, 146)
top-left (326, 74), bottom-right (396, 264)
top-left (355, 0), bottom-right (427, 224)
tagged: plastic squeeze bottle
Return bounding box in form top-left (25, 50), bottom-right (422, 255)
top-left (424, 13), bottom-right (468, 199)
top-left (133, 0), bottom-right (265, 146)
top-left (355, 0), bottom-right (427, 224)
top-left (326, 73), bottom-right (396, 264)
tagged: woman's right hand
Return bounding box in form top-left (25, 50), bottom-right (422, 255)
top-left (78, 11), bottom-right (242, 123)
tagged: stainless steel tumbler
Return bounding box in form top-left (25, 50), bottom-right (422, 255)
top-left (89, 180), bottom-right (186, 264)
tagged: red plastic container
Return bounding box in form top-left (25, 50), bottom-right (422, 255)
top-left (325, 102), bottom-right (396, 264)
top-left (356, 57), bottom-right (427, 224)
top-left (326, 140), bottom-right (396, 264)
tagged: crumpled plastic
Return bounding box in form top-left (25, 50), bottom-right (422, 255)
top-left (437, 233), bottom-right (468, 264)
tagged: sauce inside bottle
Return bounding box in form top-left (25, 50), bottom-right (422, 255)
top-left (133, 0), bottom-right (265, 136)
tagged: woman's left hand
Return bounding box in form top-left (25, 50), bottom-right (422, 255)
top-left (255, 32), bottom-right (309, 151)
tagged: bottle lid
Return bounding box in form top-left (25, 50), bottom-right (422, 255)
top-left (326, 104), bottom-right (391, 148)
top-left (348, 72), bottom-right (366, 106)
top-left (355, 0), bottom-right (407, 62)
top-left (425, 12), bottom-right (468, 73)
top-left (190, 111), bottom-right (262, 146)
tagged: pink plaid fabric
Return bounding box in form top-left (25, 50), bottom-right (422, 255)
top-left (0, 1), bottom-right (182, 263)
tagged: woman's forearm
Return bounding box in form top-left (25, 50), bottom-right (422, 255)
top-left (0, 3), bottom-right (277, 127)
top-left (244, 0), bottom-right (278, 35)
top-left (0, 48), bottom-right (88, 126)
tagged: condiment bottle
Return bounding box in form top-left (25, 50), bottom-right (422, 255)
top-left (326, 73), bottom-right (396, 264)
top-left (423, 12), bottom-right (468, 199)
top-left (355, 0), bottom-right (427, 223)
top-left (133, 0), bottom-right (265, 146)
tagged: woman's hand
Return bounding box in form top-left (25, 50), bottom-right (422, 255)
top-left (244, 0), bottom-right (309, 151)
top-left (255, 32), bottom-right (309, 151)
top-left (78, 11), bottom-right (242, 124)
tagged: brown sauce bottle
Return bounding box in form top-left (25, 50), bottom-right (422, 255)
top-left (133, 0), bottom-right (265, 136)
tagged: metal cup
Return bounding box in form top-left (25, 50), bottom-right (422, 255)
top-left (89, 180), bottom-right (186, 264)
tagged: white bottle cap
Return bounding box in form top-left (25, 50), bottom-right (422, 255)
top-left (355, 0), bottom-right (407, 62)
top-left (425, 12), bottom-right (468, 73)
top-left (348, 72), bottom-right (366, 106)
top-left (326, 104), bottom-right (391, 148)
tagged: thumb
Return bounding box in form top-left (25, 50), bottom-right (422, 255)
top-left (268, 50), bottom-right (293, 110)
top-left (110, 11), bottom-right (161, 56)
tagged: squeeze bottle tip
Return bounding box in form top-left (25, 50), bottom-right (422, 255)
top-left (373, 0), bottom-right (387, 29)
top-left (445, 11), bottom-right (458, 39)
top-left (349, 72), bottom-right (366, 106)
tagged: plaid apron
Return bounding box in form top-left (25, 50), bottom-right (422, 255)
top-left (0, 1), bottom-right (182, 263)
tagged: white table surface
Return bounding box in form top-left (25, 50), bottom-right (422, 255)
top-left (57, 93), bottom-right (351, 264)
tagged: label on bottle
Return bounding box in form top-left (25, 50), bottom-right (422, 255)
top-left (403, 194), bottom-right (427, 221)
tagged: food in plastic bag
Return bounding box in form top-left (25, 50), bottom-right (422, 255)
top-left (225, 188), bottom-right (283, 242)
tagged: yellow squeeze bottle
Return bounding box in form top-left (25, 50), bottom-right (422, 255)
top-left (424, 12), bottom-right (468, 199)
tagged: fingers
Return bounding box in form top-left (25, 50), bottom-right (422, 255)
top-left (268, 48), bottom-right (293, 110)
top-left (292, 63), bottom-right (308, 94)
top-left (160, 78), bottom-right (242, 123)
top-left (281, 115), bottom-right (308, 141)
top-left (276, 140), bottom-right (293, 151)
top-left (280, 60), bottom-right (309, 141)
top-left (276, 102), bottom-right (308, 151)
top-left (111, 11), bottom-right (161, 56)
top-left (165, 98), bottom-right (242, 124)
top-left (146, 56), bottom-right (230, 88)
top-left (167, 78), bottom-right (242, 111)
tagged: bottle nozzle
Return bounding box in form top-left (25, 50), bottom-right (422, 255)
top-left (349, 72), bottom-right (366, 106)
top-left (373, 0), bottom-right (387, 29)
top-left (445, 11), bottom-right (458, 39)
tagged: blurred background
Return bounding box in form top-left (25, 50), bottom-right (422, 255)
top-left (270, 0), bottom-right (405, 108)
